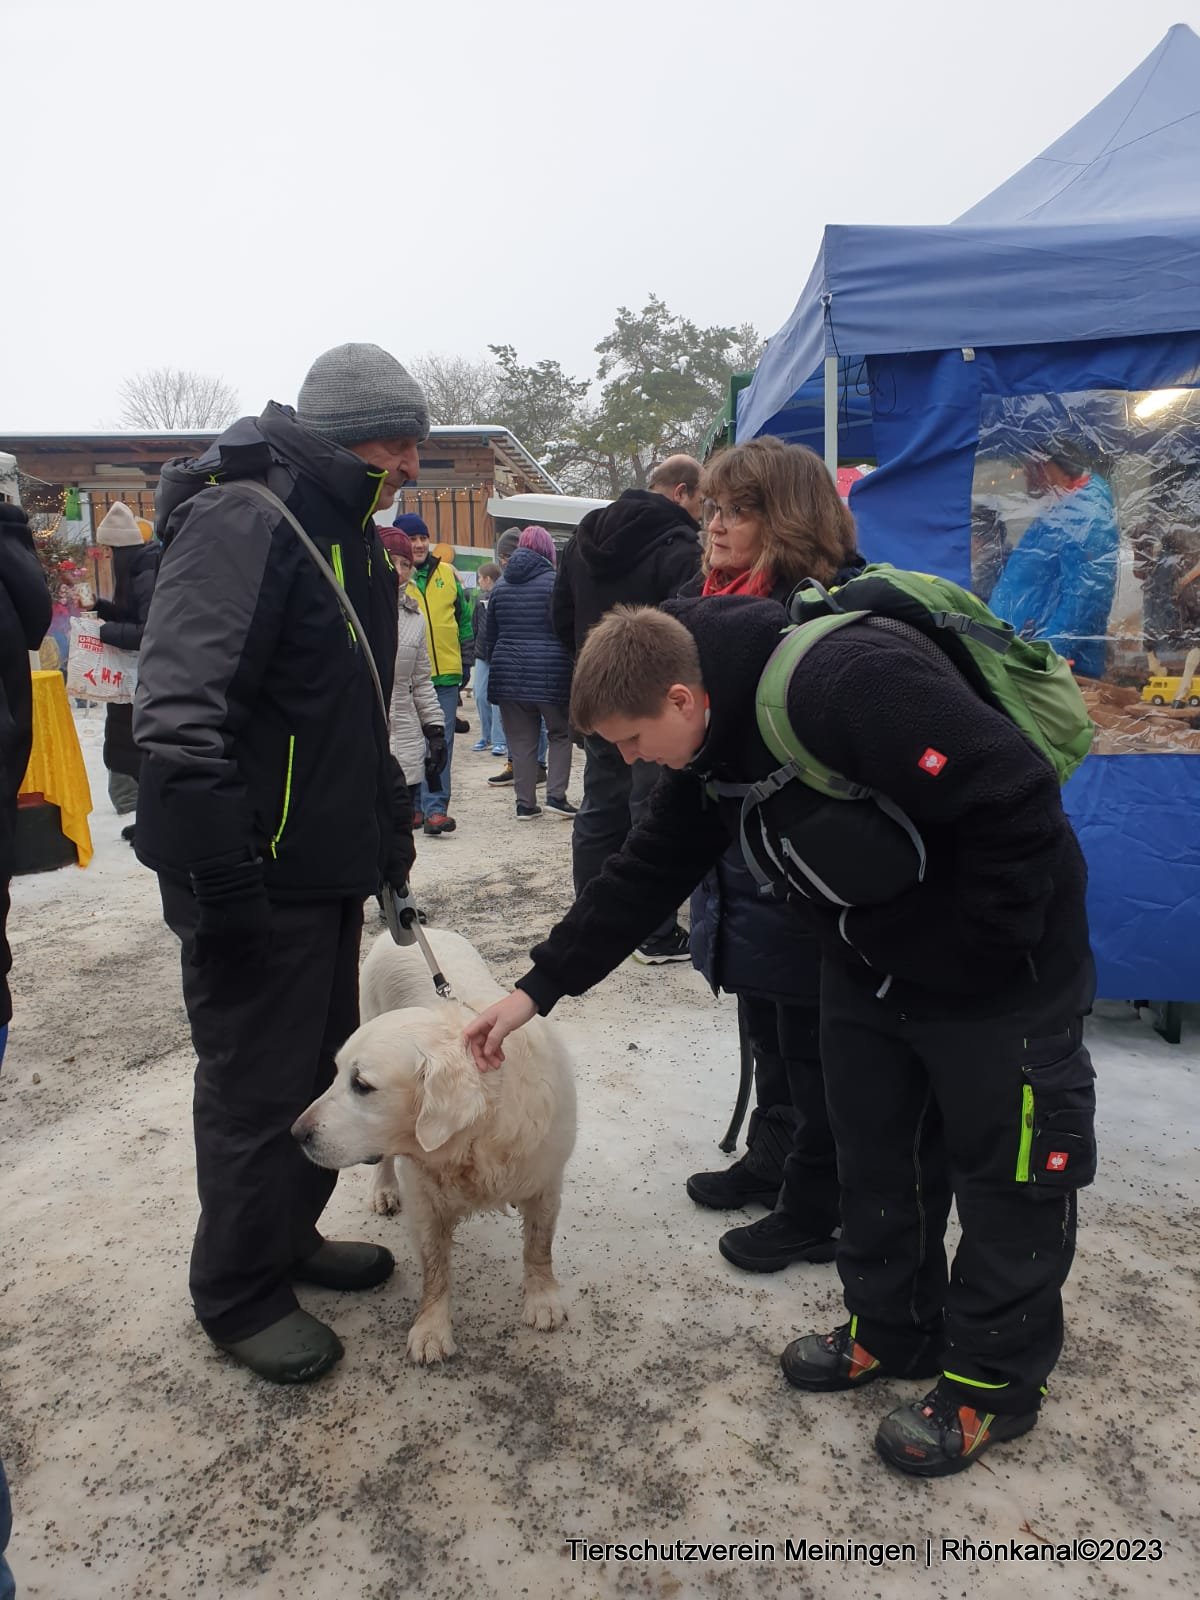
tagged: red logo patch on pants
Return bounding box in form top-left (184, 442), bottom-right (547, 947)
top-left (1046, 1151), bottom-right (1069, 1172)
top-left (918, 747), bottom-right (948, 776)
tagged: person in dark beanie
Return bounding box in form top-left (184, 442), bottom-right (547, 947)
top-left (1, 502), bottom-right (52, 1072)
top-left (133, 342), bottom-right (425, 1384)
top-left (552, 465), bottom-right (701, 962)
top-left (82, 502), bottom-right (161, 840)
top-left (395, 512), bottom-right (474, 834)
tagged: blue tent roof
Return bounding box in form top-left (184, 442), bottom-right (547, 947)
top-left (739, 25), bottom-right (1200, 442)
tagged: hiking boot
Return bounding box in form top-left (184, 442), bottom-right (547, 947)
top-left (213, 1309), bottom-right (344, 1385)
top-left (488, 763), bottom-right (515, 786)
top-left (875, 1386), bottom-right (1039, 1478)
top-left (781, 1320), bottom-right (942, 1392)
top-left (516, 802), bottom-right (543, 820)
top-left (412, 808), bottom-right (424, 827)
top-left (424, 813), bottom-right (456, 835)
top-left (686, 1157), bottom-right (780, 1211)
top-left (632, 925), bottom-right (690, 964)
top-left (293, 1240), bottom-right (395, 1291)
top-left (543, 795), bottom-right (578, 819)
top-left (718, 1209), bottom-right (838, 1272)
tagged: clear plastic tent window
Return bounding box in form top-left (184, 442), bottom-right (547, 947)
top-left (972, 387), bottom-right (1200, 754)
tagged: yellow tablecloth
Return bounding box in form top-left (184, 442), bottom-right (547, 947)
top-left (18, 671), bottom-right (94, 867)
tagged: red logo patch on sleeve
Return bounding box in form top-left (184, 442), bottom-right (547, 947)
top-left (1046, 1151), bottom-right (1069, 1172)
top-left (918, 747), bottom-right (948, 776)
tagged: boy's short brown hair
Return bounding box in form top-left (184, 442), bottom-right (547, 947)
top-left (477, 562), bottom-right (501, 582)
top-left (570, 605), bottom-right (703, 732)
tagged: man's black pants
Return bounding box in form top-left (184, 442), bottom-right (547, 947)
top-left (160, 881), bottom-right (363, 1342)
top-left (820, 959), bottom-right (1097, 1415)
top-left (740, 994), bottom-right (839, 1235)
top-left (572, 734), bottom-right (676, 941)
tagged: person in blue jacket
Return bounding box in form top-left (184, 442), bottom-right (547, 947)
top-left (480, 526), bottom-right (575, 820)
top-left (989, 441), bottom-right (1119, 680)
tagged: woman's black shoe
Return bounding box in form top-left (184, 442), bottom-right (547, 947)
top-left (718, 1210), bottom-right (837, 1271)
top-left (686, 1157), bottom-right (779, 1211)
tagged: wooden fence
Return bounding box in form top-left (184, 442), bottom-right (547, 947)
top-left (392, 487), bottom-right (493, 548)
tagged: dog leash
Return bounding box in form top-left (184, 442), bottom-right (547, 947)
top-left (383, 884), bottom-right (455, 1000)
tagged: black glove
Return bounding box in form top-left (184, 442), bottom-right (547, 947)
top-left (385, 819), bottom-right (417, 890)
top-left (188, 857), bottom-right (272, 970)
top-left (422, 725), bottom-right (448, 790)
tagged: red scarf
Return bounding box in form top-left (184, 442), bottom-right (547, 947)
top-left (701, 566), bottom-right (775, 599)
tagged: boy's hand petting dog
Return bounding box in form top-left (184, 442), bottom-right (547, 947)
top-left (464, 990), bottom-right (538, 1071)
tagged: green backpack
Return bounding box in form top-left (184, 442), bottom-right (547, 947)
top-left (756, 563), bottom-right (1095, 798)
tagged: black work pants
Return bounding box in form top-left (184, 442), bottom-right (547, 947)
top-left (820, 959), bottom-right (1097, 1415)
top-left (740, 994), bottom-right (839, 1235)
top-left (160, 880), bottom-right (363, 1342)
top-left (572, 734), bottom-right (676, 940)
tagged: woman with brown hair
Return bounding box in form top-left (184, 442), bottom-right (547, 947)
top-left (683, 438), bottom-right (862, 1274)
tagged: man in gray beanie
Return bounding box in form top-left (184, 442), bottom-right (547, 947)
top-left (134, 344), bottom-right (429, 1385)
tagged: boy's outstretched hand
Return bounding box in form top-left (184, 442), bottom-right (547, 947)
top-left (464, 990), bottom-right (538, 1071)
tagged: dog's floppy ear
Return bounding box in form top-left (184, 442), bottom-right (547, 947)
top-left (414, 1032), bottom-right (488, 1153)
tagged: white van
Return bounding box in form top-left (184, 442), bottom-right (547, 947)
top-left (486, 492), bottom-right (609, 544)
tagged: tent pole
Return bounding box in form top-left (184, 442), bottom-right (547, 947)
top-left (823, 354), bottom-right (838, 481)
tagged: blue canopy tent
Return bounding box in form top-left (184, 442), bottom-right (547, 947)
top-left (737, 24), bottom-right (1200, 1004)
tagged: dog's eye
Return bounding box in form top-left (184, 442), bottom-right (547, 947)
top-left (350, 1072), bottom-right (376, 1096)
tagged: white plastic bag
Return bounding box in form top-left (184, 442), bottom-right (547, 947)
top-left (66, 617), bottom-right (138, 703)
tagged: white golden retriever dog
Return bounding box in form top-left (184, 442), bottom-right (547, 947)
top-left (292, 929), bottom-right (576, 1364)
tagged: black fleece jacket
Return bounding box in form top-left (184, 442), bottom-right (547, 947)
top-left (552, 490), bottom-right (701, 654)
top-left (517, 595), bottom-right (1090, 1019)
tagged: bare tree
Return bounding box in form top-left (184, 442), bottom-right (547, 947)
top-left (410, 353), bottom-right (501, 425)
top-left (117, 368), bottom-right (240, 430)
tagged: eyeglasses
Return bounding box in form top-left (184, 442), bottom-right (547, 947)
top-left (704, 500), bottom-right (748, 525)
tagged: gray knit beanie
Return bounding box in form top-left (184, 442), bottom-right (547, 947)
top-left (297, 342), bottom-right (429, 446)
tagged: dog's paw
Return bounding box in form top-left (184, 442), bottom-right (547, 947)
top-left (370, 1184), bottom-right (402, 1217)
top-left (522, 1284), bottom-right (568, 1332)
top-left (406, 1319), bottom-right (457, 1364)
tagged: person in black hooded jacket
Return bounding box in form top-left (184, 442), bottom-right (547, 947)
top-left (552, 457), bottom-right (702, 961)
top-left (465, 590), bottom-right (1095, 1481)
top-left (84, 502), bottom-right (161, 828)
top-left (0, 503), bottom-right (52, 1056)
top-left (134, 343), bottom-right (424, 1386)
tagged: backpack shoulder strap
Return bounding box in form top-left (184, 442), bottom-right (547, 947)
top-left (756, 613), bottom-right (873, 800)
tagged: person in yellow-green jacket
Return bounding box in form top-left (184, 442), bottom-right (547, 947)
top-left (393, 513), bottom-right (474, 835)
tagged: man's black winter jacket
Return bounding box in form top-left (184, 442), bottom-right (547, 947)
top-left (133, 404), bottom-right (411, 900)
top-left (552, 490), bottom-right (701, 654)
top-left (517, 596), bottom-right (1091, 1019)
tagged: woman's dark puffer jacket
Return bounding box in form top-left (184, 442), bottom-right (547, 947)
top-left (96, 540), bottom-right (162, 780)
top-left (481, 548), bottom-right (573, 706)
top-left (686, 557), bottom-right (864, 1002)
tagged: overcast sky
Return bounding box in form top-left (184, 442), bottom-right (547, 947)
top-left (4, 0), bottom-right (1193, 431)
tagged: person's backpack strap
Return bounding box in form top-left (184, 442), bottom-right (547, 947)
top-left (222, 480), bottom-right (391, 730)
top-left (755, 614), bottom-right (874, 799)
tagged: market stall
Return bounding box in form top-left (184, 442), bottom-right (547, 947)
top-left (736, 24), bottom-right (1200, 1006)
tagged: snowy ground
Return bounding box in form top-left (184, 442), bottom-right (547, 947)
top-left (1, 704), bottom-right (1197, 1600)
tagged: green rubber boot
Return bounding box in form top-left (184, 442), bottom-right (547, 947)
top-left (213, 1309), bottom-right (344, 1384)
